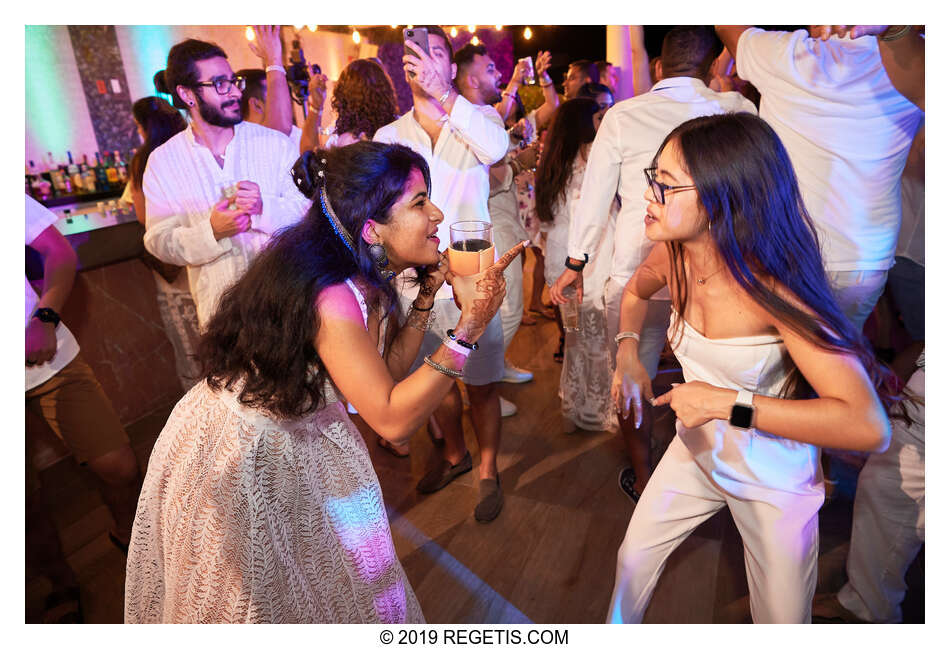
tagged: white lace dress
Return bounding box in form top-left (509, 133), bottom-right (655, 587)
top-left (542, 155), bottom-right (618, 432)
top-left (124, 281), bottom-right (424, 624)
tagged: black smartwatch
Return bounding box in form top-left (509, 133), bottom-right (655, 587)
top-left (729, 389), bottom-right (755, 429)
top-left (32, 307), bottom-right (61, 327)
top-left (564, 254), bottom-right (589, 272)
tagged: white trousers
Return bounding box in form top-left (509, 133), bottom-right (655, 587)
top-left (836, 367), bottom-right (925, 622)
top-left (607, 434), bottom-right (821, 623)
top-left (490, 189), bottom-right (528, 351)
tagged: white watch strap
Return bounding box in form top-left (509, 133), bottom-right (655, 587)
top-left (735, 389), bottom-right (754, 408)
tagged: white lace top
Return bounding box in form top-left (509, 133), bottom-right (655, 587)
top-left (124, 281), bottom-right (422, 623)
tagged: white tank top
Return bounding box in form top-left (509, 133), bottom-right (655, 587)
top-left (668, 312), bottom-right (824, 501)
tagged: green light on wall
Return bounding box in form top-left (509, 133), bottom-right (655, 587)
top-left (25, 25), bottom-right (74, 156)
top-left (126, 25), bottom-right (175, 101)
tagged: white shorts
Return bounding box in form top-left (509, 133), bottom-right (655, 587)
top-left (398, 295), bottom-right (505, 386)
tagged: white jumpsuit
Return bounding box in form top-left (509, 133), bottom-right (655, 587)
top-left (607, 314), bottom-right (825, 623)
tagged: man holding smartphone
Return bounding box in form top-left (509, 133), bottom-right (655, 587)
top-left (374, 26), bottom-right (510, 523)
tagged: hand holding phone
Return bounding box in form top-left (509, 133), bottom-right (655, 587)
top-left (403, 27), bottom-right (430, 78)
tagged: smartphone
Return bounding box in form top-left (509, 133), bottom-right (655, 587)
top-left (403, 27), bottom-right (430, 77)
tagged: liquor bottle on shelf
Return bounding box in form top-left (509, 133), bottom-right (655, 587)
top-left (81, 154), bottom-right (97, 193)
top-left (66, 151), bottom-right (83, 193)
top-left (114, 150), bottom-right (128, 184)
top-left (47, 151), bottom-right (67, 195)
top-left (29, 160), bottom-right (53, 200)
top-left (104, 151), bottom-right (119, 187)
top-left (94, 151), bottom-right (109, 191)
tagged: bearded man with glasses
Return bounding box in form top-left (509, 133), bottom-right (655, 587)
top-left (144, 37), bottom-right (310, 328)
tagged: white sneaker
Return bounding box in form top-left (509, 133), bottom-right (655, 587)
top-left (502, 362), bottom-right (533, 384)
top-left (499, 396), bottom-right (518, 417)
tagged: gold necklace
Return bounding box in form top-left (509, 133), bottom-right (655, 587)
top-left (693, 263), bottom-right (725, 285)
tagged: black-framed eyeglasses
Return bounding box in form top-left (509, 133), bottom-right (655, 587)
top-left (192, 75), bottom-right (246, 95)
top-left (644, 167), bottom-right (696, 205)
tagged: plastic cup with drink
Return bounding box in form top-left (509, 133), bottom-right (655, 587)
top-left (519, 56), bottom-right (536, 85)
top-left (559, 285), bottom-right (580, 332)
top-left (448, 221), bottom-right (495, 276)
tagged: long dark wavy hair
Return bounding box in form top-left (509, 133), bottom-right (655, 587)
top-left (198, 141), bottom-right (431, 420)
top-left (129, 96), bottom-right (187, 190)
top-left (534, 98), bottom-right (600, 223)
top-left (657, 112), bottom-right (900, 411)
top-left (331, 58), bottom-right (399, 140)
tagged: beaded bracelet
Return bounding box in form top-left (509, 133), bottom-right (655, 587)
top-left (446, 328), bottom-right (478, 350)
top-left (443, 337), bottom-right (472, 357)
top-left (424, 354), bottom-right (463, 378)
top-left (410, 301), bottom-right (434, 312)
top-left (265, 65), bottom-right (287, 75)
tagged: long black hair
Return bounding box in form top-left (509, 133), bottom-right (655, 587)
top-left (534, 98), bottom-right (600, 223)
top-left (658, 112), bottom-right (899, 410)
top-left (199, 141), bottom-right (431, 420)
top-left (129, 96), bottom-right (187, 190)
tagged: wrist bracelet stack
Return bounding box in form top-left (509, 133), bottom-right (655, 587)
top-left (424, 354), bottom-right (464, 378)
top-left (446, 328), bottom-right (478, 351)
top-left (443, 337), bottom-right (472, 357)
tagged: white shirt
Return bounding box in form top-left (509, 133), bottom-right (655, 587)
top-left (26, 195), bottom-right (80, 391)
top-left (568, 77), bottom-right (756, 298)
top-left (143, 120), bottom-right (310, 326)
top-left (737, 28), bottom-right (923, 271)
top-left (373, 94), bottom-right (508, 300)
top-left (289, 124), bottom-right (303, 153)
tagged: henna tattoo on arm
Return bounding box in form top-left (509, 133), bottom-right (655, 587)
top-left (405, 305), bottom-right (432, 333)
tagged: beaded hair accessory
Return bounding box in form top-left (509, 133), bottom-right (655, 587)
top-left (312, 156), bottom-right (357, 257)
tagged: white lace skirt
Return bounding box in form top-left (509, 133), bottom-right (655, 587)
top-left (124, 381), bottom-right (424, 623)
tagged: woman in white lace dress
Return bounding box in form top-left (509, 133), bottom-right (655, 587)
top-left (125, 142), bottom-right (525, 623)
top-left (534, 98), bottom-right (617, 431)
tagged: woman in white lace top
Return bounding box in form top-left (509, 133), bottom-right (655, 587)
top-left (124, 142), bottom-right (526, 623)
top-left (534, 98), bottom-right (617, 431)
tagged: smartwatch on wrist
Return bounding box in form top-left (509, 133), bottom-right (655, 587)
top-left (32, 307), bottom-right (61, 327)
top-left (564, 254), bottom-right (588, 272)
top-left (729, 389), bottom-right (755, 429)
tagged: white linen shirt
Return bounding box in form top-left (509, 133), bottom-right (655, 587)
top-left (26, 195), bottom-right (80, 391)
top-left (374, 94), bottom-right (508, 300)
top-left (143, 120), bottom-right (310, 326)
top-left (567, 77), bottom-right (756, 298)
top-left (737, 28), bottom-right (922, 271)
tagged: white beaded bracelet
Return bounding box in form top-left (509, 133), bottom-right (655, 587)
top-left (265, 65), bottom-right (286, 75)
top-left (615, 331), bottom-right (641, 344)
top-left (443, 337), bottom-right (472, 357)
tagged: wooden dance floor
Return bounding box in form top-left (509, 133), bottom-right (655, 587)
top-left (25, 256), bottom-right (923, 623)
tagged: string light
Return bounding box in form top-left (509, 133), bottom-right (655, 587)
top-left (307, 25), bottom-right (317, 32)
top-left (352, 29), bottom-right (361, 44)
top-left (245, 26), bottom-right (255, 41)
top-left (468, 25), bottom-right (476, 32)
top-left (294, 25), bottom-right (305, 30)
top-left (524, 26), bottom-right (533, 40)
top-left (472, 35), bottom-right (480, 45)
top-left (391, 25), bottom-right (398, 29)
top-left (495, 25), bottom-right (503, 31)
top-left (407, 24), bottom-right (413, 29)
top-left (450, 26), bottom-right (458, 37)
